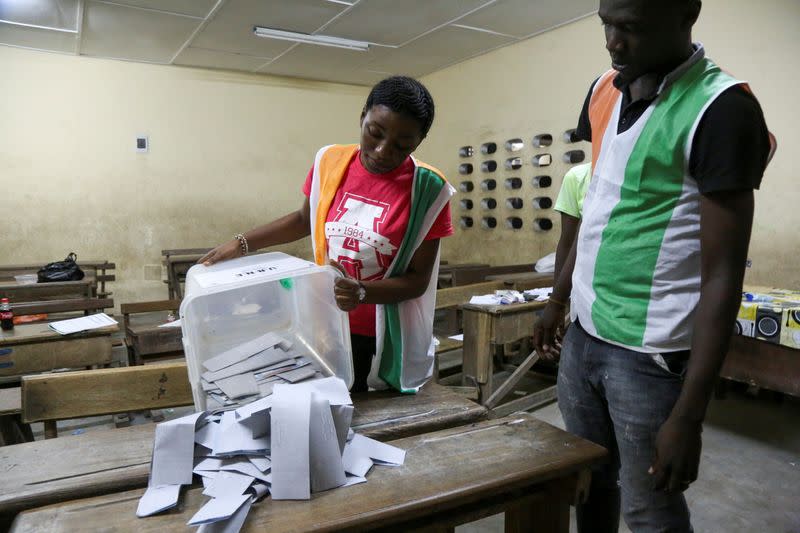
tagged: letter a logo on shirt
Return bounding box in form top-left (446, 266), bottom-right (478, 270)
top-left (326, 193), bottom-right (393, 280)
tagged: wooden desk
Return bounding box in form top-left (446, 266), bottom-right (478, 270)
top-left (721, 334), bottom-right (800, 397)
top-left (0, 278), bottom-right (95, 301)
top-left (0, 382), bottom-right (486, 520)
top-left (125, 313), bottom-right (183, 365)
top-left (162, 250), bottom-right (209, 300)
top-left (9, 414), bottom-right (606, 533)
top-left (485, 271), bottom-right (553, 284)
top-left (0, 323), bottom-right (117, 380)
top-left (461, 301), bottom-right (553, 415)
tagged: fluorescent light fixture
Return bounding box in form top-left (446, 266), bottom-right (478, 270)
top-left (253, 26), bottom-right (369, 51)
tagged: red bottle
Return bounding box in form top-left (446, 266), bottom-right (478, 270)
top-left (0, 298), bottom-right (13, 331)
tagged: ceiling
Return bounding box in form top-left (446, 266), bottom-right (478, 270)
top-left (0, 0), bottom-right (597, 86)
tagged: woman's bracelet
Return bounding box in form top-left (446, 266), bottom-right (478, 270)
top-left (548, 296), bottom-right (568, 308)
top-left (233, 233), bottom-right (249, 256)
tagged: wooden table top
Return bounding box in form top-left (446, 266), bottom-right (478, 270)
top-left (0, 323), bottom-right (118, 346)
top-left (9, 414), bottom-right (606, 533)
top-left (484, 271), bottom-right (553, 283)
top-left (0, 383), bottom-right (486, 517)
top-left (0, 278), bottom-right (94, 290)
top-left (461, 300), bottom-right (548, 316)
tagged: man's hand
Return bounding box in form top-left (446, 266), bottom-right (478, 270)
top-left (650, 415), bottom-right (703, 492)
top-left (533, 302), bottom-right (566, 362)
top-left (329, 260), bottom-right (362, 312)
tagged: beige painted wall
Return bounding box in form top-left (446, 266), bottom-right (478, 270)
top-left (418, 0), bottom-right (800, 288)
top-left (0, 46), bottom-right (367, 307)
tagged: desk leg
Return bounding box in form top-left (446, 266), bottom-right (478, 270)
top-left (505, 482), bottom-right (570, 533)
top-left (462, 309), bottom-right (493, 404)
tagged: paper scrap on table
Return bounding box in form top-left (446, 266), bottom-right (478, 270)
top-left (469, 295), bottom-right (499, 306)
top-left (213, 411), bottom-right (270, 456)
top-left (48, 312), bottom-right (117, 335)
top-left (448, 333), bottom-right (464, 341)
top-left (136, 485), bottom-right (181, 517)
top-left (203, 332), bottom-right (282, 372)
top-left (347, 434), bottom-right (405, 466)
top-left (150, 412), bottom-right (205, 487)
top-left (309, 393), bottom-right (347, 492)
top-left (202, 470), bottom-right (254, 499)
top-left (187, 494), bottom-right (251, 526)
top-left (197, 497), bottom-right (252, 533)
top-left (157, 318), bottom-right (182, 328)
top-left (270, 385), bottom-right (311, 500)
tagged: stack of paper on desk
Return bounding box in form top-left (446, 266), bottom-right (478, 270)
top-left (137, 377), bottom-right (405, 532)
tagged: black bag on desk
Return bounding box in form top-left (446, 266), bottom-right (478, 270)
top-left (37, 253), bottom-right (85, 282)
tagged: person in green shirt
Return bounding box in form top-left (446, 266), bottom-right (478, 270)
top-left (553, 162), bottom-right (591, 280)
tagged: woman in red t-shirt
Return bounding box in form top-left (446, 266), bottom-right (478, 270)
top-left (201, 76), bottom-right (453, 392)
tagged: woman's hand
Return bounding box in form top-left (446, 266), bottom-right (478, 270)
top-left (198, 240), bottom-right (242, 266)
top-left (329, 260), bottom-right (363, 311)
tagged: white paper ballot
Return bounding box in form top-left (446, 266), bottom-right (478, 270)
top-left (195, 421), bottom-right (221, 450)
top-left (48, 312), bottom-right (117, 335)
top-left (213, 411), bottom-right (270, 456)
top-left (330, 404), bottom-right (354, 454)
top-left (136, 484), bottom-right (181, 517)
top-left (202, 471), bottom-right (254, 499)
top-left (278, 365), bottom-right (317, 383)
top-left (309, 393), bottom-right (347, 493)
top-left (248, 456), bottom-right (271, 472)
top-left (219, 459), bottom-right (271, 484)
top-left (157, 318), bottom-right (182, 329)
top-left (202, 348), bottom-right (291, 383)
top-left (270, 386), bottom-right (311, 500)
top-left (234, 395), bottom-right (272, 422)
top-left (194, 457), bottom-right (224, 474)
top-left (197, 497), bottom-right (252, 533)
top-left (342, 443), bottom-right (373, 477)
top-left (273, 376), bottom-right (352, 407)
top-left (203, 332), bottom-right (282, 372)
top-left (348, 434), bottom-right (406, 466)
top-left (343, 475), bottom-right (368, 487)
top-left (187, 494), bottom-right (250, 526)
top-left (248, 483), bottom-right (270, 500)
top-left (448, 333), bottom-right (464, 341)
top-left (150, 412), bottom-right (205, 487)
top-left (216, 373), bottom-right (259, 399)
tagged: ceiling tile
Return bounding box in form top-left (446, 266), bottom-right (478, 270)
top-left (0, 22), bottom-right (77, 53)
top-left (321, 0), bottom-right (489, 46)
top-left (258, 42), bottom-right (374, 85)
top-left (0, 0), bottom-right (80, 31)
top-left (192, 0), bottom-right (346, 58)
top-left (366, 25), bottom-right (515, 77)
top-left (174, 46), bottom-right (269, 72)
top-left (97, 0), bottom-right (217, 18)
top-left (456, 0), bottom-right (597, 39)
top-left (81, 1), bottom-right (200, 62)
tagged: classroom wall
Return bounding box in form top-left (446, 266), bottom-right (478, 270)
top-left (0, 46), bottom-right (368, 307)
top-left (418, 0), bottom-right (800, 288)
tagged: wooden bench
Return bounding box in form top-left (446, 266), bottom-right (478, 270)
top-left (2, 379), bottom-right (486, 523)
top-left (0, 261), bottom-right (115, 299)
top-left (161, 248), bottom-right (211, 300)
top-left (121, 300), bottom-right (182, 365)
top-left (450, 263), bottom-right (538, 287)
top-left (21, 363), bottom-right (192, 439)
top-left (0, 386), bottom-right (32, 446)
top-left (8, 414), bottom-right (606, 533)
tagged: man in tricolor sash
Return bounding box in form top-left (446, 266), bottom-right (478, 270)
top-left (534, 0), bottom-right (775, 531)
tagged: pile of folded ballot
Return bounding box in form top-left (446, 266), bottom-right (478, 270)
top-left (200, 331), bottom-right (326, 411)
top-left (137, 376), bottom-right (405, 531)
top-left (468, 287), bottom-right (553, 306)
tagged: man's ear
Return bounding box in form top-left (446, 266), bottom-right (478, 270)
top-left (683, 0), bottom-right (701, 30)
top-left (360, 107), bottom-right (367, 127)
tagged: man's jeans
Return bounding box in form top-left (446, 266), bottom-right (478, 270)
top-left (558, 321), bottom-right (693, 533)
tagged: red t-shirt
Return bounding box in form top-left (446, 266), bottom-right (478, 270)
top-left (302, 151), bottom-right (453, 336)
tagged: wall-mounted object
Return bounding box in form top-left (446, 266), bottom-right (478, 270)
top-left (460, 217), bottom-right (474, 228)
top-left (504, 177), bottom-right (522, 190)
top-left (459, 181), bottom-right (474, 192)
top-left (136, 135), bottom-right (149, 153)
top-left (460, 199), bottom-right (473, 210)
top-left (505, 157), bottom-right (523, 170)
top-left (458, 146), bottom-right (474, 157)
top-left (481, 142), bottom-right (497, 154)
top-left (532, 196), bottom-right (553, 209)
top-left (505, 138), bottom-right (524, 152)
top-left (532, 175), bottom-right (552, 188)
top-left (482, 217), bottom-right (497, 229)
top-left (532, 154), bottom-right (552, 167)
top-left (506, 197), bottom-right (523, 209)
top-left (459, 163), bottom-right (473, 175)
top-left (563, 150), bottom-right (586, 164)
top-left (563, 129), bottom-right (580, 143)
top-left (506, 217), bottom-right (523, 229)
top-left (533, 218), bottom-right (553, 231)
top-left (481, 160), bottom-right (497, 172)
top-left (481, 198), bottom-right (497, 210)
top-left (481, 179), bottom-right (497, 191)
top-left (533, 134), bottom-right (553, 148)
